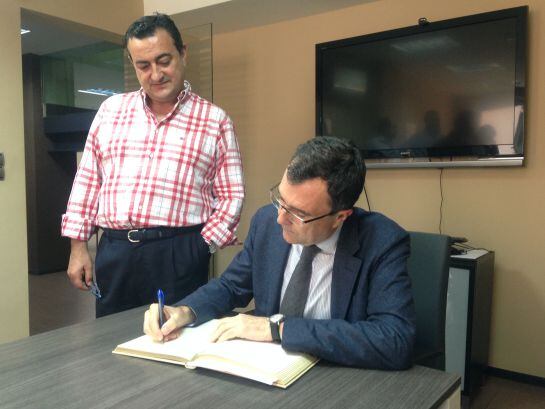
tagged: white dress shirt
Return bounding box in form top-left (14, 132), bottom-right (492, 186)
top-left (280, 226), bottom-right (342, 319)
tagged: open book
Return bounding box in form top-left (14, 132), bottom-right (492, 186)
top-left (113, 319), bottom-right (318, 388)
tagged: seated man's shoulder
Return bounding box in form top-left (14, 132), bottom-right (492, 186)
top-left (353, 207), bottom-right (405, 231)
top-left (246, 205), bottom-right (281, 246)
top-left (352, 207), bottom-right (408, 248)
top-left (253, 204), bottom-right (277, 223)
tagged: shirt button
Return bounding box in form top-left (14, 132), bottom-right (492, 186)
top-left (149, 153), bottom-right (154, 158)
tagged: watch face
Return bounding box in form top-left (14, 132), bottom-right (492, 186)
top-left (270, 314), bottom-right (284, 324)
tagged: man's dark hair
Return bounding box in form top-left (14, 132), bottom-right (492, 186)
top-left (287, 136), bottom-right (366, 212)
top-left (123, 13), bottom-right (184, 54)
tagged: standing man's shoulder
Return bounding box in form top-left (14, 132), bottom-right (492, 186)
top-left (96, 90), bottom-right (142, 115)
top-left (186, 91), bottom-right (232, 123)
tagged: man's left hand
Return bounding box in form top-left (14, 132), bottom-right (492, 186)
top-left (211, 314), bottom-right (272, 343)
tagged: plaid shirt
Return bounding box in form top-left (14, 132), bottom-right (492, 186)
top-left (61, 82), bottom-right (244, 248)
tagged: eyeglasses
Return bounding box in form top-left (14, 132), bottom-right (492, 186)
top-left (269, 183), bottom-right (336, 224)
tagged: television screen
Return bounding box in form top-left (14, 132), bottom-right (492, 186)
top-left (316, 7), bottom-right (527, 167)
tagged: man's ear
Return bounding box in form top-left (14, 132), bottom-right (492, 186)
top-left (336, 209), bottom-right (353, 224)
top-left (181, 45), bottom-right (188, 66)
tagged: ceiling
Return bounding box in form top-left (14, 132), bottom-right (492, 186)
top-left (171, 0), bottom-right (377, 34)
top-left (20, 0), bottom-right (376, 55)
top-left (20, 9), bottom-right (120, 56)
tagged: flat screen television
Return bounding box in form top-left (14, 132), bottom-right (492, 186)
top-left (316, 6), bottom-right (527, 168)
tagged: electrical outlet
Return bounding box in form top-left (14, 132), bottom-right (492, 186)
top-left (0, 152), bottom-right (4, 180)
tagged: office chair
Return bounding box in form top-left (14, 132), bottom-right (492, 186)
top-left (407, 231), bottom-right (450, 370)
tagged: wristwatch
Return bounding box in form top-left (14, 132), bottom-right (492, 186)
top-left (269, 314), bottom-right (285, 343)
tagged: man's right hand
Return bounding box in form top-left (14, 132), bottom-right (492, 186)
top-left (144, 304), bottom-right (196, 342)
top-left (67, 239), bottom-right (93, 290)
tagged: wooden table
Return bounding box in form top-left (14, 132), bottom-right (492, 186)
top-left (0, 307), bottom-right (460, 409)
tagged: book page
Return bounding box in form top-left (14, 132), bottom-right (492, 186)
top-left (195, 339), bottom-right (307, 375)
top-left (114, 320), bottom-right (219, 363)
top-left (113, 319), bottom-right (318, 387)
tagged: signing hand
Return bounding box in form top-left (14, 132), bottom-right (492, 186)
top-left (143, 304), bottom-right (195, 342)
top-left (211, 314), bottom-right (272, 343)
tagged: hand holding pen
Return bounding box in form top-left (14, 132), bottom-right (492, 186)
top-left (143, 292), bottom-right (197, 342)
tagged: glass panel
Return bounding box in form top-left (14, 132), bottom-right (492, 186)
top-left (42, 41), bottom-right (125, 110)
top-left (38, 20), bottom-right (212, 109)
top-left (182, 23), bottom-right (213, 101)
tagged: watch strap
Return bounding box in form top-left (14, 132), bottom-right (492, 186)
top-left (269, 315), bottom-right (284, 343)
top-left (270, 322), bottom-right (280, 343)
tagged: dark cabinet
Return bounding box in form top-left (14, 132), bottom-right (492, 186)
top-left (445, 250), bottom-right (494, 396)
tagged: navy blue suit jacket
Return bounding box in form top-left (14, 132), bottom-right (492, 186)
top-left (180, 205), bottom-right (416, 370)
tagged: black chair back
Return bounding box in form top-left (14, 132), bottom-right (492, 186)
top-left (407, 231), bottom-right (450, 370)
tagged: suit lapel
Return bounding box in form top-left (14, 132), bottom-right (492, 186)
top-left (331, 214), bottom-right (362, 319)
top-left (266, 223), bottom-right (291, 314)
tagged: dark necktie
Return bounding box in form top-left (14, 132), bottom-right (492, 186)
top-left (279, 245), bottom-right (321, 317)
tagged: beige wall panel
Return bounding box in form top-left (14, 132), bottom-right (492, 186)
top-left (0, 0), bottom-right (28, 344)
top-left (0, 0), bottom-right (143, 344)
top-left (211, 0), bottom-right (545, 377)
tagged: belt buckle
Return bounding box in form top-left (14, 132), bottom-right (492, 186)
top-left (127, 229), bottom-right (141, 243)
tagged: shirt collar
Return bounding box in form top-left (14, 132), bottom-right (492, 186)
top-left (315, 224), bottom-right (343, 255)
top-left (139, 80), bottom-right (192, 107)
top-left (294, 223), bottom-right (343, 256)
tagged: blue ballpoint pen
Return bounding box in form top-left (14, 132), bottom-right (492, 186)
top-left (157, 289), bottom-right (165, 328)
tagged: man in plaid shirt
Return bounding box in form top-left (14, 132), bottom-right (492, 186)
top-left (61, 14), bottom-right (244, 317)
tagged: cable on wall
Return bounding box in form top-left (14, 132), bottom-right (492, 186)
top-left (363, 184), bottom-right (372, 211)
top-left (439, 168), bottom-right (444, 234)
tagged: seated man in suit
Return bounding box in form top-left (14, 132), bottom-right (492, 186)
top-left (144, 136), bottom-right (416, 369)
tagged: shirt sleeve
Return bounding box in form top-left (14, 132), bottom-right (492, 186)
top-left (200, 114), bottom-right (245, 248)
top-left (177, 209), bottom-right (258, 322)
top-left (60, 107), bottom-right (104, 241)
